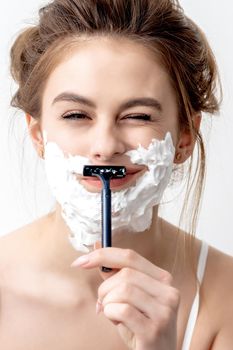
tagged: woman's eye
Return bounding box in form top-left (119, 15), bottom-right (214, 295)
top-left (61, 112), bottom-right (152, 121)
top-left (62, 113), bottom-right (88, 120)
top-left (125, 114), bottom-right (152, 121)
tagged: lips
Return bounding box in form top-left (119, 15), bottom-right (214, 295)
top-left (80, 167), bottom-right (145, 190)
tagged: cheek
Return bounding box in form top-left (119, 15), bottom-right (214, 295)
top-left (169, 115), bottom-right (180, 146)
top-left (169, 127), bottom-right (180, 148)
top-left (43, 125), bottom-right (89, 155)
top-left (123, 126), bottom-right (171, 149)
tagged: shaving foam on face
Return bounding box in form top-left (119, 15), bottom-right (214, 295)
top-left (43, 132), bottom-right (175, 252)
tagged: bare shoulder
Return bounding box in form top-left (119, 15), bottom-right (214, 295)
top-left (0, 223), bottom-right (35, 255)
top-left (205, 244), bottom-right (233, 301)
top-left (0, 217), bottom-right (43, 256)
top-left (202, 244), bottom-right (233, 349)
top-left (0, 214), bottom-right (50, 277)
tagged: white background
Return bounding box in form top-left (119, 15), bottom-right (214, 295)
top-left (0, 1), bottom-right (232, 255)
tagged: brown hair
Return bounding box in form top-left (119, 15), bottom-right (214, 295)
top-left (10, 0), bottom-right (221, 274)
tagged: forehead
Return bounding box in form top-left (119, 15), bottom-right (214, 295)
top-left (42, 37), bottom-right (177, 110)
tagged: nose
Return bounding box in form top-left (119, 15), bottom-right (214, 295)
top-left (88, 123), bottom-right (126, 162)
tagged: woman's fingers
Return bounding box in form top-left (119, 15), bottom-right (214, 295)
top-left (71, 247), bottom-right (180, 349)
top-left (103, 302), bottom-right (150, 339)
top-left (100, 281), bottom-right (179, 321)
top-left (102, 302), bottom-right (177, 349)
top-left (71, 247), bottom-right (172, 284)
top-left (98, 268), bottom-right (180, 310)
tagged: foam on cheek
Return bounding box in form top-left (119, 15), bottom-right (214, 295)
top-left (43, 132), bottom-right (175, 252)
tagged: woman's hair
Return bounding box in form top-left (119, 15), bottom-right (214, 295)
top-left (10, 0), bottom-right (221, 273)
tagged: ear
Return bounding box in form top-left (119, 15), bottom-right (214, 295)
top-left (174, 113), bottom-right (202, 164)
top-left (25, 114), bottom-right (44, 158)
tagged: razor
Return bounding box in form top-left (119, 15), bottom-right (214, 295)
top-left (83, 165), bottom-right (126, 272)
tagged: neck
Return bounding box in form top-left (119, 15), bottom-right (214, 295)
top-left (40, 203), bottom-right (166, 281)
top-left (111, 210), bottom-right (163, 263)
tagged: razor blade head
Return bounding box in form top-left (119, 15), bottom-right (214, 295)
top-left (83, 165), bottom-right (126, 179)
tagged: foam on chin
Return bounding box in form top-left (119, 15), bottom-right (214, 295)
top-left (43, 132), bottom-right (175, 252)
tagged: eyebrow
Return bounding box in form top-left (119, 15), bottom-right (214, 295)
top-left (52, 92), bottom-right (163, 113)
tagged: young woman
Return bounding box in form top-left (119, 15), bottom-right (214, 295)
top-left (0, 0), bottom-right (232, 349)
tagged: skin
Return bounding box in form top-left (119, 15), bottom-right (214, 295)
top-left (0, 37), bottom-right (233, 350)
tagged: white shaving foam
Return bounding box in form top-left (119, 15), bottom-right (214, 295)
top-left (43, 132), bottom-right (175, 252)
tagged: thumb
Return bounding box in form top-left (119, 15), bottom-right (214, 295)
top-left (94, 241), bottom-right (118, 280)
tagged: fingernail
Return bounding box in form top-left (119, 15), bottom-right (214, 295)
top-left (94, 241), bottom-right (102, 250)
top-left (70, 255), bottom-right (90, 267)
top-left (96, 299), bottom-right (103, 315)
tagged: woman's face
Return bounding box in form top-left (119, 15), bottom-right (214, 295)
top-left (40, 37), bottom-right (180, 190)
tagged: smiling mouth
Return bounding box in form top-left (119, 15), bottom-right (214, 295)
top-left (79, 168), bottom-right (145, 190)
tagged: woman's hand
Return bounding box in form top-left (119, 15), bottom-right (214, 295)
top-left (71, 247), bottom-right (180, 350)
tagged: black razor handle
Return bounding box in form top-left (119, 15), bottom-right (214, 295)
top-left (83, 165), bottom-right (126, 273)
top-left (102, 183), bottom-right (112, 248)
top-left (101, 182), bottom-right (113, 273)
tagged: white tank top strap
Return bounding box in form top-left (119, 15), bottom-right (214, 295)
top-left (181, 240), bottom-right (209, 350)
top-left (196, 240), bottom-right (209, 284)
